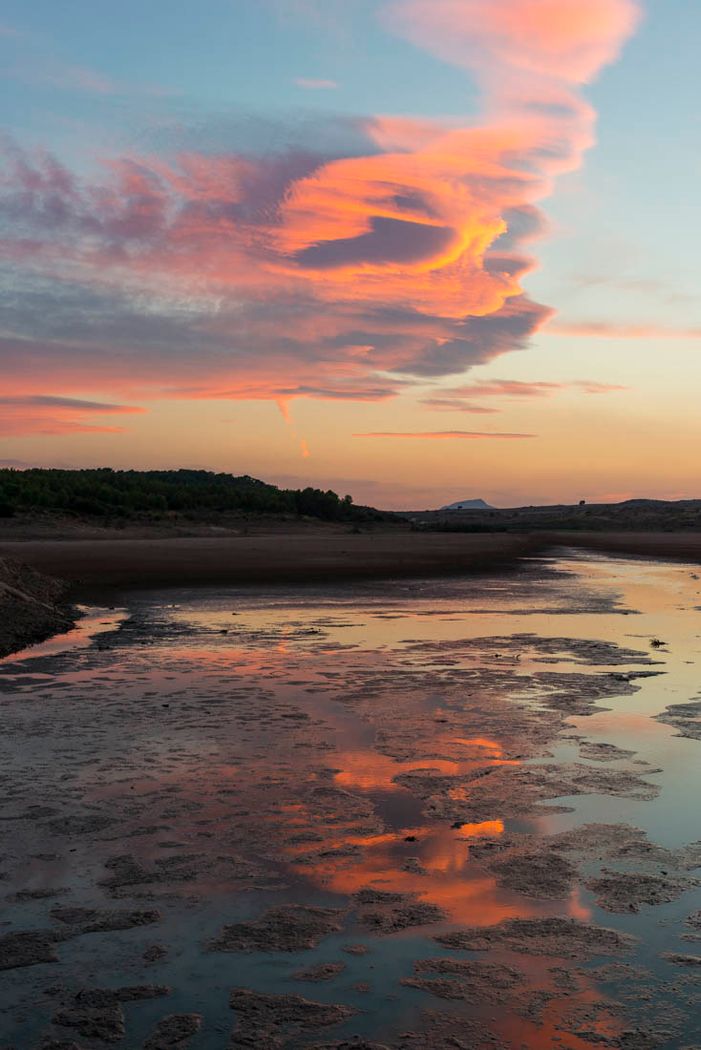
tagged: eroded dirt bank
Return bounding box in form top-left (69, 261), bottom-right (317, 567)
top-left (0, 557), bottom-right (76, 658)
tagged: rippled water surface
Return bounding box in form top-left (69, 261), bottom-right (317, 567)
top-left (2, 552), bottom-right (701, 1048)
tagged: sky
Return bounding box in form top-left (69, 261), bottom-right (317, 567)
top-left (1, 0), bottom-right (700, 509)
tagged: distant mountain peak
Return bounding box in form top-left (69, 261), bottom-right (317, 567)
top-left (440, 498), bottom-right (493, 511)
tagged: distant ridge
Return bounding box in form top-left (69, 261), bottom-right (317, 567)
top-left (441, 498), bottom-right (493, 511)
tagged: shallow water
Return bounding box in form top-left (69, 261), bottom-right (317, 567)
top-left (1, 551), bottom-right (701, 1048)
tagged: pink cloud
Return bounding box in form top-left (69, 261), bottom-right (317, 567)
top-left (447, 379), bottom-right (564, 397)
top-left (419, 377), bottom-right (628, 411)
top-left (548, 322), bottom-right (701, 339)
top-left (419, 398), bottom-right (499, 414)
top-left (383, 0), bottom-right (640, 85)
top-left (0, 0), bottom-right (641, 420)
top-left (353, 430), bottom-right (536, 440)
top-left (0, 396), bottom-right (145, 437)
top-left (572, 380), bottom-right (628, 393)
top-left (294, 77), bottom-right (338, 90)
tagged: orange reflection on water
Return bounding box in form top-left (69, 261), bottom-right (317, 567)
top-left (454, 819), bottom-right (504, 839)
top-left (284, 807), bottom-right (561, 928)
top-left (333, 735), bottom-right (518, 793)
top-left (333, 751), bottom-right (463, 791)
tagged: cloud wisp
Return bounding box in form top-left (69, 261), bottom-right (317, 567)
top-left (294, 77), bottom-right (338, 90)
top-left (419, 376), bottom-right (627, 411)
top-left (0, 0), bottom-right (640, 435)
top-left (0, 396), bottom-right (145, 437)
top-left (353, 430), bottom-right (536, 440)
top-left (547, 322), bottom-right (701, 340)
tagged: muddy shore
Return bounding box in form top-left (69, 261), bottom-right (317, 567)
top-left (4, 528), bottom-right (701, 595)
top-left (3, 527), bottom-right (701, 598)
top-left (5, 526), bottom-right (701, 659)
top-left (543, 530), bottom-right (701, 564)
top-left (0, 531), bottom-right (541, 592)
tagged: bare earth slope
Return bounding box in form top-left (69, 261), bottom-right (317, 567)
top-left (0, 557), bottom-right (76, 657)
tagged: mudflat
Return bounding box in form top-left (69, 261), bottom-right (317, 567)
top-left (4, 553), bottom-right (701, 1047)
top-left (4, 525), bottom-right (701, 599)
top-left (0, 531), bottom-right (538, 589)
top-left (545, 530), bottom-right (701, 563)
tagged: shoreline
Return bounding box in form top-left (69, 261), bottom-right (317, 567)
top-left (4, 528), bottom-right (701, 659)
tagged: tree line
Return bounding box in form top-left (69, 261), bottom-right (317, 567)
top-left (0, 468), bottom-right (384, 523)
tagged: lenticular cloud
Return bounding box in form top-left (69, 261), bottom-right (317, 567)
top-left (0, 0), bottom-right (640, 431)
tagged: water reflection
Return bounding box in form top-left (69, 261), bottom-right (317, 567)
top-left (2, 553), bottom-right (701, 1048)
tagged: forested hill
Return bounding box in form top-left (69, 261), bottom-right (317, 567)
top-left (0, 468), bottom-right (383, 523)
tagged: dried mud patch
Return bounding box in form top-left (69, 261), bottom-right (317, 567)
top-left (293, 962), bottom-right (346, 982)
top-left (469, 822), bottom-right (701, 913)
top-left (579, 741), bottom-right (637, 762)
top-left (388, 1009), bottom-right (509, 1049)
top-left (546, 822), bottom-right (701, 871)
top-left (229, 988), bottom-right (355, 1048)
top-left (52, 986), bottom-right (169, 1044)
top-left (435, 917), bottom-right (636, 959)
top-left (208, 904), bottom-right (345, 953)
top-left (0, 929), bottom-right (58, 970)
top-left (661, 953), bottom-right (701, 968)
top-left (396, 760), bottom-right (660, 828)
top-left (488, 849), bottom-right (578, 900)
top-left (654, 699), bottom-right (701, 741)
top-left (142, 1013), bottom-right (202, 1049)
top-left (50, 905), bottom-right (161, 937)
top-left (587, 871), bottom-right (700, 913)
top-left (402, 957), bottom-right (522, 1001)
top-left (400, 633), bottom-right (659, 668)
top-left (99, 853), bottom-right (199, 895)
top-left (354, 890), bottom-right (445, 934)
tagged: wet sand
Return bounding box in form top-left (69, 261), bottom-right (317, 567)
top-left (3, 553), bottom-right (701, 1048)
top-left (0, 532), bottom-right (539, 590)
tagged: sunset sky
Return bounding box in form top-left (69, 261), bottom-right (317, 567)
top-left (1, 0), bottom-right (699, 509)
